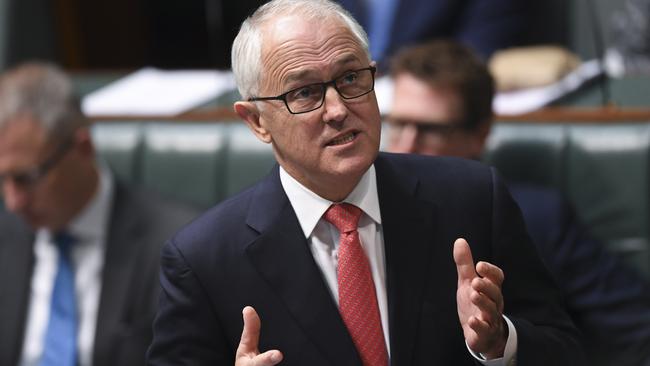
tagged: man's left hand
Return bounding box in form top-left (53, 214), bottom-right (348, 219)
top-left (453, 238), bottom-right (507, 359)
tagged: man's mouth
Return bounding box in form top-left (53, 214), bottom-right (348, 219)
top-left (327, 132), bottom-right (357, 146)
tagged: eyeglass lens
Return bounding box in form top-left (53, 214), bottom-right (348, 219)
top-left (286, 68), bottom-right (374, 113)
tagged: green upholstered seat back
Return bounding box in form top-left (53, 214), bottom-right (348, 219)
top-left (223, 123), bottom-right (276, 198)
top-left (566, 124), bottom-right (650, 276)
top-left (91, 121), bottom-right (650, 277)
top-left (140, 123), bottom-right (229, 209)
top-left (91, 122), bottom-right (143, 183)
top-left (484, 124), bottom-right (568, 190)
top-left (485, 122), bottom-right (650, 278)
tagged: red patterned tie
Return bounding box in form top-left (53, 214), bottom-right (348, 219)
top-left (324, 203), bottom-right (388, 366)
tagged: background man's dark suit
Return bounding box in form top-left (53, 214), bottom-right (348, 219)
top-left (509, 184), bottom-right (650, 365)
top-left (336, 0), bottom-right (529, 64)
top-left (0, 183), bottom-right (197, 366)
top-left (148, 153), bottom-right (584, 365)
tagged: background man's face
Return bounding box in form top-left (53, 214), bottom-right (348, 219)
top-left (0, 117), bottom-right (80, 230)
top-left (253, 15), bottom-right (381, 197)
top-left (387, 72), bottom-right (486, 158)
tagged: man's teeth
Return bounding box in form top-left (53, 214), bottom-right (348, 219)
top-left (330, 133), bottom-right (355, 145)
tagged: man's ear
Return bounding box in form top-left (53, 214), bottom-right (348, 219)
top-left (234, 101), bottom-right (272, 144)
top-left (73, 127), bottom-right (96, 158)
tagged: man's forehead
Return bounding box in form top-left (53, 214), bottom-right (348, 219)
top-left (392, 75), bottom-right (465, 124)
top-left (0, 117), bottom-right (49, 152)
top-left (259, 15), bottom-right (366, 83)
top-left (263, 14), bottom-right (343, 40)
top-left (265, 12), bottom-right (361, 49)
top-left (283, 54), bottom-right (363, 80)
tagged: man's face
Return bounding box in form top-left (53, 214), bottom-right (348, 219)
top-left (0, 117), bottom-right (83, 230)
top-left (387, 72), bottom-right (486, 158)
top-left (240, 16), bottom-right (381, 201)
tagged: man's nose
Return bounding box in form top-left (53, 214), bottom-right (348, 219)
top-left (390, 124), bottom-right (419, 153)
top-left (322, 86), bottom-right (348, 124)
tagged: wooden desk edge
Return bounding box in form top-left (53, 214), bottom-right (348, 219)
top-left (89, 106), bottom-right (650, 123)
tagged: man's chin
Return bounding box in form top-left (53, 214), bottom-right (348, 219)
top-left (329, 154), bottom-right (375, 179)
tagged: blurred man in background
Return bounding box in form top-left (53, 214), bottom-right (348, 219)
top-left (387, 39), bottom-right (650, 366)
top-left (335, 0), bottom-right (532, 69)
top-left (0, 62), bottom-right (197, 366)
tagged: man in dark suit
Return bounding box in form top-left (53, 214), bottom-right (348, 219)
top-left (335, 0), bottom-right (530, 68)
top-left (147, 1), bottom-right (585, 365)
top-left (0, 62), bottom-right (197, 366)
top-left (386, 39), bottom-right (650, 366)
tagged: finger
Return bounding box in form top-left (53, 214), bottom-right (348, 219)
top-left (469, 290), bottom-right (499, 326)
top-left (251, 350), bottom-right (284, 366)
top-left (465, 315), bottom-right (490, 351)
top-left (453, 238), bottom-right (477, 283)
top-left (476, 261), bottom-right (504, 286)
top-left (237, 306), bottom-right (261, 357)
top-left (471, 277), bottom-right (503, 310)
top-left (468, 314), bottom-right (491, 335)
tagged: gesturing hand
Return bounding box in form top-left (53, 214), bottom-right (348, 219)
top-left (453, 238), bottom-right (507, 359)
top-left (235, 306), bottom-right (283, 366)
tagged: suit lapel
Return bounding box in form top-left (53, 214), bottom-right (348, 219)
top-left (0, 214), bottom-right (35, 366)
top-left (245, 167), bottom-right (362, 366)
top-left (375, 155), bottom-right (437, 366)
top-left (93, 184), bottom-right (142, 366)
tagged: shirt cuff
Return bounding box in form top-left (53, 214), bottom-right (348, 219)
top-left (466, 315), bottom-right (517, 366)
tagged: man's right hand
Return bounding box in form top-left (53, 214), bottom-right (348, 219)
top-left (235, 306), bottom-right (284, 366)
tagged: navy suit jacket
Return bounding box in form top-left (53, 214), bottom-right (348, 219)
top-left (336, 0), bottom-right (528, 65)
top-left (148, 153), bottom-right (584, 365)
top-left (509, 184), bottom-right (650, 366)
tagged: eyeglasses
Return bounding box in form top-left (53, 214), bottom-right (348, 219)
top-left (387, 119), bottom-right (470, 136)
top-left (249, 66), bottom-right (376, 114)
top-left (0, 137), bottom-right (74, 188)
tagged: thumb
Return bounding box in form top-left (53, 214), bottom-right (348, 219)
top-left (237, 306), bottom-right (261, 356)
top-left (453, 238), bottom-right (477, 284)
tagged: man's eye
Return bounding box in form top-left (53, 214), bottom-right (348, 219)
top-left (290, 86), bottom-right (316, 100)
top-left (297, 87), bottom-right (312, 98)
top-left (340, 71), bottom-right (358, 85)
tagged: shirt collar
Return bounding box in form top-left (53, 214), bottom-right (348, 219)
top-left (66, 163), bottom-right (114, 243)
top-left (279, 165), bottom-right (382, 238)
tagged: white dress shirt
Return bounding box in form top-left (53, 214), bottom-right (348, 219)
top-left (19, 166), bottom-right (114, 366)
top-left (279, 165), bottom-right (517, 365)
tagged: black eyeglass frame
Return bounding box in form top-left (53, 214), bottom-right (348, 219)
top-left (0, 137), bottom-right (75, 188)
top-left (386, 118), bottom-right (476, 135)
top-left (248, 66), bottom-right (377, 114)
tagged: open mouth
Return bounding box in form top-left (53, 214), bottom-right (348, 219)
top-left (327, 132), bottom-right (358, 146)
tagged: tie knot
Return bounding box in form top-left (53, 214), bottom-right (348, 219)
top-left (324, 203), bottom-right (362, 233)
top-left (53, 231), bottom-right (76, 253)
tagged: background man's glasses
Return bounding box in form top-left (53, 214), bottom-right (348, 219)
top-left (0, 137), bottom-right (74, 188)
top-left (249, 66), bottom-right (376, 114)
top-left (387, 119), bottom-right (470, 136)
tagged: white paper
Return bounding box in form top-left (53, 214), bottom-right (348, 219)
top-left (82, 68), bottom-right (236, 117)
top-left (493, 59), bottom-right (604, 115)
top-left (374, 75), bottom-right (394, 116)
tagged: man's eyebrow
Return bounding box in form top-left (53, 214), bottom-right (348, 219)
top-left (284, 69), bottom-right (314, 85)
top-left (333, 54), bottom-right (362, 67)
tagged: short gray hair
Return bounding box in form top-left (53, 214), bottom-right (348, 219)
top-left (231, 0), bottom-right (370, 99)
top-left (0, 62), bottom-right (88, 141)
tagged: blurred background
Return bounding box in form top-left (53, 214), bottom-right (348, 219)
top-left (0, 0), bottom-right (629, 71)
